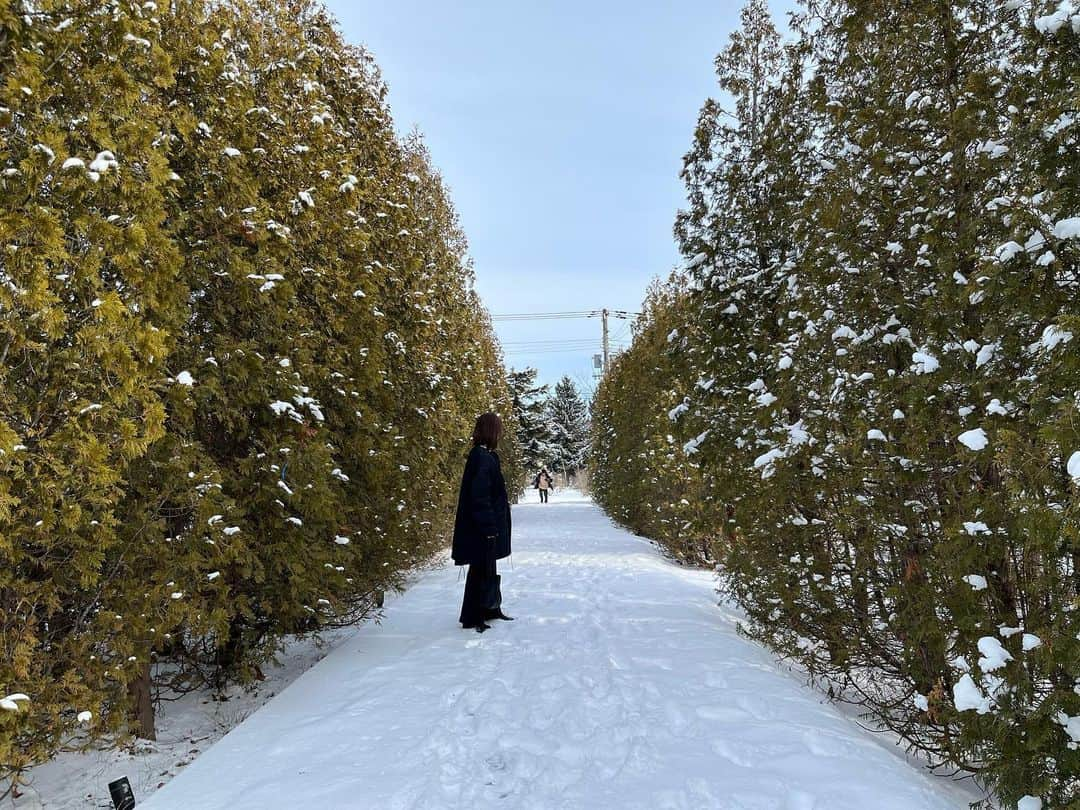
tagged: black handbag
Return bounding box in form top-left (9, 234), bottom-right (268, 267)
top-left (484, 574), bottom-right (502, 611)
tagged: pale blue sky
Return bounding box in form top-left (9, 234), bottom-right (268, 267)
top-left (325, 1), bottom-right (798, 389)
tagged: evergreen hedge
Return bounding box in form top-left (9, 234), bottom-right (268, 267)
top-left (591, 2), bottom-right (1079, 806)
top-left (0, 0), bottom-right (518, 791)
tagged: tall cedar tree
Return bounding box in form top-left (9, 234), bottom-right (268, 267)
top-left (0, 0), bottom-right (183, 777)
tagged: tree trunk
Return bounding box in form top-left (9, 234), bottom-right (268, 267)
top-left (214, 615), bottom-right (246, 688)
top-left (129, 660), bottom-right (156, 741)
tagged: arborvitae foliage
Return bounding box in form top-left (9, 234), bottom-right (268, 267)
top-left (0, 0), bottom-right (514, 791)
top-left (546, 376), bottom-right (589, 480)
top-left (0, 0), bottom-right (184, 778)
top-left (675, 0), bottom-right (786, 279)
top-left (590, 277), bottom-right (713, 563)
top-left (592, 1), bottom-right (1080, 805)
top-left (507, 367), bottom-right (555, 473)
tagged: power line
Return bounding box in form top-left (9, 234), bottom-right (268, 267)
top-left (502, 340), bottom-right (605, 348)
top-left (491, 310), bottom-right (640, 322)
top-left (502, 345), bottom-right (603, 350)
top-left (503, 342), bottom-right (630, 356)
top-left (492, 311), bottom-right (599, 322)
top-left (501, 339), bottom-right (605, 348)
top-left (501, 336), bottom-right (604, 343)
top-left (504, 347), bottom-right (603, 356)
top-left (492, 309), bottom-right (640, 374)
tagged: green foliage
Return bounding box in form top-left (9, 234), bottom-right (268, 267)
top-left (0, 0), bottom-right (514, 791)
top-left (507, 367), bottom-right (555, 476)
top-left (592, 1), bottom-right (1080, 806)
top-left (0, 0), bottom-right (183, 778)
top-left (590, 277), bottom-right (715, 563)
top-left (546, 376), bottom-right (589, 480)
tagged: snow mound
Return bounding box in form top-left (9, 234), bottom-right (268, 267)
top-left (953, 674), bottom-right (991, 714)
top-left (977, 636), bottom-right (1013, 672)
top-left (957, 428), bottom-right (988, 451)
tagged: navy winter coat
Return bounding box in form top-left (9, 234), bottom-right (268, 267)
top-left (452, 445), bottom-right (512, 566)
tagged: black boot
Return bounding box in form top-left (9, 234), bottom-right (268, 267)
top-left (488, 610), bottom-right (514, 621)
top-left (462, 621), bottom-right (491, 633)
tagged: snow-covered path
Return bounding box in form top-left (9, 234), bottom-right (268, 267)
top-left (145, 491), bottom-right (971, 810)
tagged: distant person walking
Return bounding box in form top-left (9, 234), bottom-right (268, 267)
top-left (452, 413), bottom-right (514, 633)
top-left (533, 468), bottom-right (553, 503)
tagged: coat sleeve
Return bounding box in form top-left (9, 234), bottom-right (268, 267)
top-left (468, 454), bottom-right (499, 538)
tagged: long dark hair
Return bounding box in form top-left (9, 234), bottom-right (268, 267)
top-left (472, 412), bottom-right (502, 450)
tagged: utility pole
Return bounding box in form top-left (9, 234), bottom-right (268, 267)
top-left (601, 308), bottom-right (610, 372)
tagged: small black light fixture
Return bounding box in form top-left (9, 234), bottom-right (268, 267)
top-left (108, 776), bottom-right (136, 810)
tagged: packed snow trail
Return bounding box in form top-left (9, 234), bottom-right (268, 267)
top-left (145, 491), bottom-right (971, 810)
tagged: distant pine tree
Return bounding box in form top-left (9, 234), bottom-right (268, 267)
top-left (508, 368), bottom-right (555, 471)
top-left (546, 377), bottom-right (589, 481)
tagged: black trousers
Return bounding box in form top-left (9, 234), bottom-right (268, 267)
top-left (459, 557), bottom-right (497, 626)
top-left (539, 489), bottom-right (548, 503)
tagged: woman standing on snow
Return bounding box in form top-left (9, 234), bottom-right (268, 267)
top-left (452, 412), bottom-right (514, 632)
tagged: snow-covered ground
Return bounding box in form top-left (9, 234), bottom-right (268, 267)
top-left (20, 629), bottom-right (356, 809)
top-left (136, 489), bottom-right (977, 809)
